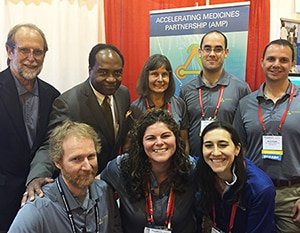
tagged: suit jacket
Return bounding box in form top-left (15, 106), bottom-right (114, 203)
top-left (27, 78), bottom-right (130, 181)
top-left (0, 67), bottom-right (60, 231)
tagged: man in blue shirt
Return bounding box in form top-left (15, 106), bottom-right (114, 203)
top-left (180, 30), bottom-right (250, 157)
top-left (233, 39), bottom-right (300, 232)
top-left (8, 120), bottom-right (122, 233)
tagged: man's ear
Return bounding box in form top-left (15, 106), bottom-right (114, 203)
top-left (54, 161), bottom-right (62, 170)
top-left (6, 45), bottom-right (13, 60)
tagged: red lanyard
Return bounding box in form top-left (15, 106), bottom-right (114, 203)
top-left (145, 175), bottom-right (175, 229)
top-left (212, 202), bottom-right (238, 233)
top-left (258, 84), bottom-right (295, 133)
top-left (145, 98), bottom-right (171, 113)
top-left (199, 85), bottom-right (224, 119)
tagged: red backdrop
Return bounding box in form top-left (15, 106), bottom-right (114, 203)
top-left (104, 0), bottom-right (270, 101)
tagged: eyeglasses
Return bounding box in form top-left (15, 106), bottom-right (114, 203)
top-left (13, 46), bottom-right (45, 58)
top-left (201, 46), bottom-right (225, 54)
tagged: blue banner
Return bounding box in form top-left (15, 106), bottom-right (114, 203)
top-left (150, 2), bottom-right (250, 95)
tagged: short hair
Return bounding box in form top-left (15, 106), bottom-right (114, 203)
top-left (49, 119), bottom-right (101, 163)
top-left (199, 30), bottom-right (228, 49)
top-left (6, 23), bottom-right (48, 52)
top-left (262, 39), bottom-right (294, 62)
top-left (88, 43), bottom-right (124, 69)
top-left (5, 23), bottom-right (48, 65)
top-left (136, 54), bottom-right (175, 100)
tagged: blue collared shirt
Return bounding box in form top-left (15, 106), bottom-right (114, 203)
top-left (8, 175), bottom-right (123, 233)
top-left (13, 75), bottom-right (39, 148)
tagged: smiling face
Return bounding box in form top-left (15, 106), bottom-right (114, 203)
top-left (7, 26), bottom-right (45, 81)
top-left (55, 135), bottom-right (98, 195)
top-left (89, 49), bottom-right (123, 95)
top-left (202, 128), bottom-right (240, 178)
top-left (148, 65), bottom-right (170, 95)
top-left (261, 44), bottom-right (294, 84)
top-left (199, 32), bottom-right (228, 73)
top-left (143, 122), bottom-right (176, 166)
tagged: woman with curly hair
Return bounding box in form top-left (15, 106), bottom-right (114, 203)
top-left (196, 121), bottom-right (276, 233)
top-left (101, 109), bottom-right (197, 233)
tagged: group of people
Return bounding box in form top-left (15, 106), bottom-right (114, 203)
top-left (0, 23), bottom-right (300, 233)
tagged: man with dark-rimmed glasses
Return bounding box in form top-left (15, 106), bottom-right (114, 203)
top-left (180, 30), bottom-right (251, 158)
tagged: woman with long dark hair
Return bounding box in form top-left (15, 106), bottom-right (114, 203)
top-left (196, 121), bottom-right (276, 233)
top-left (101, 109), bottom-right (197, 233)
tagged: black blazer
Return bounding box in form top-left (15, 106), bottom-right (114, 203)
top-left (0, 67), bottom-right (60, 230)
top-left (27, 78), bottom-right (131, 181)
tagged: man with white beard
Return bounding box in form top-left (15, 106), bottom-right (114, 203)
top-left (0, 23), bottom-right (60, 232)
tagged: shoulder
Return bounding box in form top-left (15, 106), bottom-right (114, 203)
top-left (55, 80), bottom-right (89, 101)
top-left (294, 84), bottom-right (300, 95)
top-left (54, 80), bottom-right (91, 105)
top-left (0, 68), bottom-right (15, 88)
top-left (106, 154), bottom-right (125, 170)
top-left (130, 97), bottom-right (143, 107)
top-left (37, 78), bottom-right (60, 97)
top-left (0, 67), bottom-right (11, 80)
top-left (118, 84), bottom-right (129, 91)
top-left (23, 193), bottom-right (54, 212)
top-left (63, 79), bottom-right (90, 94)
top-left (101, 154), bottom-right (126, 181)
top-left (181, 76), bottom-right (199, 90)
top-left (225, 72), bottom-right (250, 88)
top-left (114, 85), bottom-right (130, 104)
top-left (170, 95), bottom-right (185, 105)
top-left (116, 85), bottom-right (130, 95)
top-left (244, 158), bottom-right (275, 194)
top-left (92, 179), bottom-right (111, 192)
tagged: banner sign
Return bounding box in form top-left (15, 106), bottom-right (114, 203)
top-left (150, 2), bottom-right (250, 95)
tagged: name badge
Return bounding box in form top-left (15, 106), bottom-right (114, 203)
top-left (144, 227), bottom-right (172, 233)
top-left (200, 119), bottom-right (214, 136)
top-left (211, 226), bottom-right (225, 233)
top-left (261, 135), bottom-right (283, 161)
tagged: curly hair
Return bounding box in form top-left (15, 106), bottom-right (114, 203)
top-left (196, 121), bottom-right (247, 214)
top-left (120, 109), bottom-right (192, 202)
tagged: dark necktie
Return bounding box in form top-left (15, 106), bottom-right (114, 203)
top-left (102, 96), bottom-right (115, 142)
